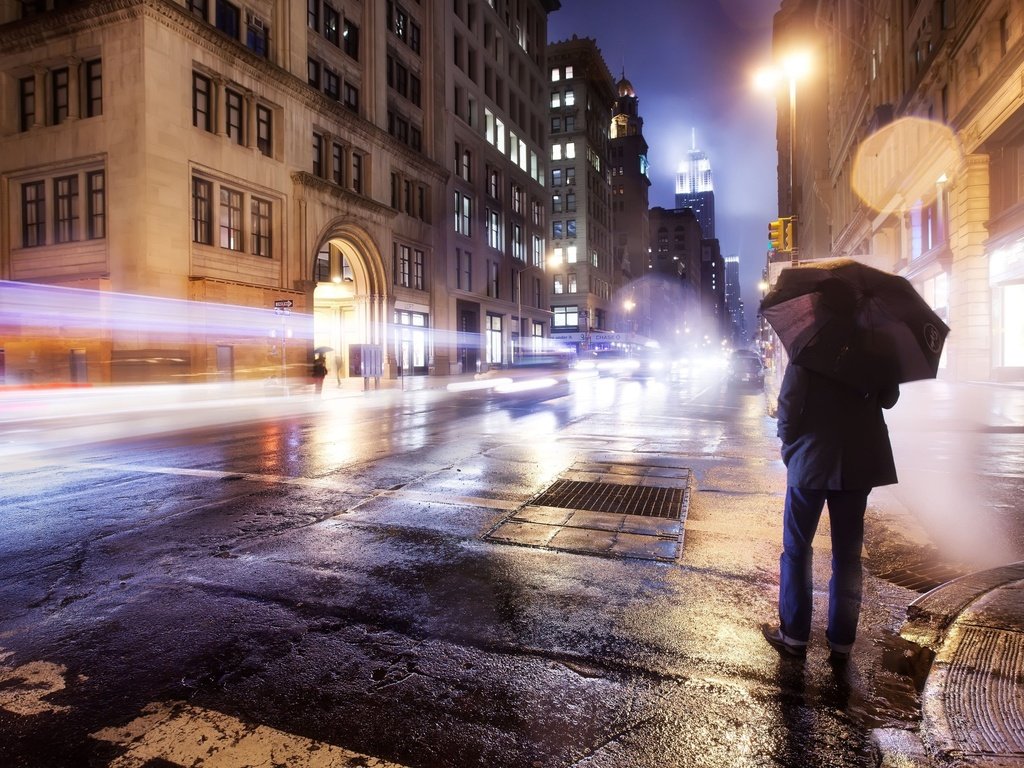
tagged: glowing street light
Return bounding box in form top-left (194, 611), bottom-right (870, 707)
top-left (754, 50), bottom-right (812, 262)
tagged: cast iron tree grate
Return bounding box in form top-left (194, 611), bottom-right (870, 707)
top-left (531, 479), bottom-right (685, 520)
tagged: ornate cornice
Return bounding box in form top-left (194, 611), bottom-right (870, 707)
top-left (291, 172), bottom-right (397, 221)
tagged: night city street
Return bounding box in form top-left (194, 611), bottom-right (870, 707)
top-left (1, 372), bottom-right (1022, 767)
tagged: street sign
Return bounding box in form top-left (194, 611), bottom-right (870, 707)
top-left (273, 299), bottom-right (294, 308)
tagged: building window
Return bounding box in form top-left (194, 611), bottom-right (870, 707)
top-left (512, 184), bottom-right (523, 214)
top-left (566, 192), bottom-right (576, 212)
top-left (552, 306), bottom-right (578, 328)
top-left (512, 223), bottom-right (524, 261)
top-left (344, 83), bottom-right (359, 112)
top-left (344, 18), bottom-right (360, 59)
top-left (246, 13), bottom-right (268, 57)
top-left (21, 181), bottom-right (45, 248)
top-left (85, 59), bottom-right (102, 117)
top-left (567, 219), bottom-right (577, 238)
top-left (188, 0), bottom-right (208, 17)
top-left (487, 260), bottom-right (499, 297)
top-left (486, 208), bottom-right (501, 250)
top-left (551, 116), bottom-right (561, 133)
top-left (54, 175), bottom-right (79, 243)
top-left (455, 190), bottom-right (472, 235)
top-left (52, 67), bottom-right (69, 124)
top-left (397, 244), bottom-right (412, 287)
top-left (461, 147), bottom-right (472, 181)
top-left (225, 88), bottom-right (244, 144)
top-left (215, 0), bottom-right (241, 38)
top-left (351, 152), bottom-right (363, 193)
top-left (564, 89), bottom-right (575, 107)
top-left (532, 235), bottom-right (543, 267)
top-left (308, 58), bottom-right (321, 88)
top-left (552, 221), bottom-right (563, 239)
top-left (193, 73), bottom-right (212, 131)
top-left (324, 68), bottom-right (340, 100)
top-left (567, 245), bottom-right (577, 263)
top-left (87, 170), bottom-right (105, 240)
top-left (553, 274), bottom-right (564, 294)
top-left (552, 194), bottom-right (563, 213)
top-left (18, 76), bottom-right (35, 132)
top-left (413, 248), bottom-right (425, 290)
top-left (307, 0), bottom-right (319, 30)
top-left (219, 187), bottom-right (243, 251)
top-left (192, 177), bottom-right (213, 245)
top-left (251, 197), bottom-right (271, 257)
top-left (324, 3), bottom-right (340, 45)
top-left (256, 104), bottom-right (272, 156)
top-left (568, 273), bottom-right (577, 293)
top-left (457, 248), bottom-right (472, 290)
top-left (332, 142), bottom-right (344, 184)
top-left (312, 132), bottom-right (324, 176)
top-left (566, 167), bottom-right (576, 185)
top-left (486, 313), bottom-right (502, 364)
top-left (487, 167), bottom-right (500, 199)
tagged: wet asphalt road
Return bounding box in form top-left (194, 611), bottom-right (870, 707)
top-left (0, 373), bottom-right (1019, 767)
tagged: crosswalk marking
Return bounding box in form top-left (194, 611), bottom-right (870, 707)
top-left (91, 701), bottom-right (409, 768)
top-left (0, 651), bottom-right (73, 716)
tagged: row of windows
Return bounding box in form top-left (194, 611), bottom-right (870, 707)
top-left (387, 53), bottom-right (422, 107)
top-left (551, 273), bottom-right (578, 295)
top-left (551, 219), bottom-right (577, 240)
top-left (18, 58), bottom-right (102, 132)
top-left (549, 89), bottom-right (575, 109)
top-left (307, 58), bottom-right (360, 112)
top-left (387, 110), bottom-right (422, 152)
top-left (551, 167), bottom-right (576, 186)
top-left (454, 248), bottom-right (545, 310)
top-left (394, 242), bottom-right (426, 290)
top-left (18, 170), bottom-right (106, 248)
top-left (390, 172), bottom-right (429, 222)
top-left (187, 0), bottom-right (269, 59)
top-left (307, 0), bottom-right (360, 59)
top-left (386, 1), bottom-right (422, 54)
top-left (192, 72), bottom-right (275, 156)
top-left (483, 108), bottom-right (543, 184)
top-left (550, 115), bottom-right (576, 134)
top-left (191, 176), bottom-right (273, 258)
top-left (550, 65), bottom-right (575, 82)
top-left (312, 132), bottom-right (365, 195)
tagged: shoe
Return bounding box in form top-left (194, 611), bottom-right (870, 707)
top-left (761, 624), bottom-right (807, 659)
top-left (828, 642), bottom-right (852, 664)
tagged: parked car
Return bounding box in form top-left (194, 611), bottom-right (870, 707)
top-left (727, 349), bottom-right (765, 387)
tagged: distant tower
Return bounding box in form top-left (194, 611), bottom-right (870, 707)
top-left (675, 130), bottom-right (716, 239)
top-left (609, 71), bottom-right (650, 285)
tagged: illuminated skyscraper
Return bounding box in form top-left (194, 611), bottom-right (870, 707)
top-left (674, 131), bottom-right (716, 239)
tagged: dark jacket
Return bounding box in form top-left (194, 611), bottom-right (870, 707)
top-left (777, 363), bottom-right (899, 490)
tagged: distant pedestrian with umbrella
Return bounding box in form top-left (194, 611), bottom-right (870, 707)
top-left (311, 353), bottom-right (328, 395)
top-left (758, 258), bottom-right (949, 662)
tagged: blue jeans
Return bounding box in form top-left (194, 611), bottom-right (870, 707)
top-left (779, 486), bottom-right (870, 648)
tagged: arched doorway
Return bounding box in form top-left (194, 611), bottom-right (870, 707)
top-left (311, 224), bottom-right (388, 384)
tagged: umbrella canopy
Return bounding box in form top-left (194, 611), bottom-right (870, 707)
top-left (313, 346), bottom-right (334, 355)
top-left (759, 258), bottom-right (949, 392)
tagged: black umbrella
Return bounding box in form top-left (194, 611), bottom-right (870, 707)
top-left (759, 258), bottom-right (949, 392)
top-left (313, 346), bottom-right (334, 355)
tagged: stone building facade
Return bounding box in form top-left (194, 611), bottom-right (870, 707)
top-left (0, 0), bottom-right (558, 385)
top-left (775, 0), bottom-right (1024, 382)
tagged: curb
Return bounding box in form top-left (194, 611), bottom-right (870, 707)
top-left (897, 563), bottom-right (1024, 767)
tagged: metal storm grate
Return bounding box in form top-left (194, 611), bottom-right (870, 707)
top-left (531, 479), bottom-right (685, 520)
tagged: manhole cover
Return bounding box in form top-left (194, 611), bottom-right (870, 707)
top-left (532, 479), bottom-right (684, 519)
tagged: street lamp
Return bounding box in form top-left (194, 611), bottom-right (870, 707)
top-left (754, 51), bottom-right (812, 265)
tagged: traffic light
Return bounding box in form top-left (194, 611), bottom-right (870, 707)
top-left (784, 218), bottom-right (797, 251)
top-left (768, 219), bottom-right (784, 251)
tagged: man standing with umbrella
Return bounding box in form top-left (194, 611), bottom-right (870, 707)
top-left (761, 361), bottom-right (899, 661)
top-left (758, 259), bottom-right (949, 661)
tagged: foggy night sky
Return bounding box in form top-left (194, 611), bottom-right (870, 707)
top-left (548, 0), bottom-right (780, 338)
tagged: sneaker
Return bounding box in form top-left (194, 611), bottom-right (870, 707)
top-left (761, 624), bottom-right (807, 659)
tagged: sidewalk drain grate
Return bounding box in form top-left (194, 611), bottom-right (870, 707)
top-left (483, 460), bottom-right (692, 562)
top-left (873, 563), bottom-right (968, 593)
top-left (532, 479), bottom-right (684, 520)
